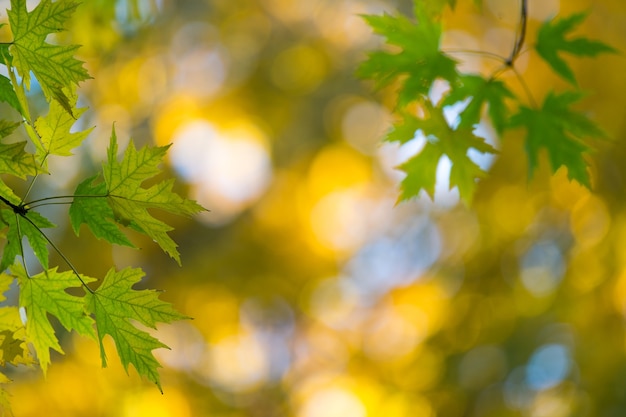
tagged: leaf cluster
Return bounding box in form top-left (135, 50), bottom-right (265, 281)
top-left (0, 0), bottom-right (205, 412)
top-left (359, 0), bottom-right (616, 202)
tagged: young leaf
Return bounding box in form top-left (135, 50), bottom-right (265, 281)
top-left (7, 0), bottom-right (90, 113)
top-left (357, 2), bottom-right (458, 106)
top-left (510, 91), bottom-right (605, 186)
top-left (85, 267), bottom-right (188, 391)
top-left (102, 127), bottom-right (205, 264)
top-left (13, 264), bottom-right (95, 374)
top-left (535, 12), bottom-right (617, 85)
top-left (33, 91), bottom-right (92, 167)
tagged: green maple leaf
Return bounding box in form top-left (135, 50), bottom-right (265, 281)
top-left (69, 175), bottom-right (135, 247)
top-left (535, 12), bottom-right (617, 85)
top-left (0, 209), bottom-right (55, 271)
top-left (357, 2), bottom-right (458, 106)
top-left (85, 267), bottom-right (188, 391)
top-left (34, 91), bottom-right (92, 166)
top-left (0, 74), bottom-right (21, 113)
top-left (0, 140), bottom-right (39, 179)
top-left (0, 272), bottom-right (33, 369)
top-left (397, 141), bottom-right (442, 199)
top-left (0, 179), bottom-right (22, 208)
top-left (442, 74), bottom-right (514, 135)
top-left (13, 264), bottom-right (95, 374)
top-left (0, 120), bottom-right (22, 139)
top-left (510, 91), bottom-right (605, 186)
top-left (389, 103), bottom-right (495, 202)
top-left (97, 126), bottom-right (204, 264)
top-left (7, 0), bottom-right (90, 113)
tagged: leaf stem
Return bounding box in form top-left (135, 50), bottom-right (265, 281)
top-left (24, 194), bottom-right (107, 206)
top-left (507, 0), bottom-right (528, 65)
top-left (18, 213), bottom-right (94, 294)
top-left (443, 49), bottom-right (508, 63)
top-left (510, 65), bottom-right (537, 108)
top-left (15, 214), bottom-right (30, 277)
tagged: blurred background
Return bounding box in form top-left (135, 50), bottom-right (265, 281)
top-left (2, 0), bottom-right (626, 416)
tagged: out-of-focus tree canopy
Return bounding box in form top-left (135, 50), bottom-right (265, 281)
top-left (3, 0), bottom-right (626, 416)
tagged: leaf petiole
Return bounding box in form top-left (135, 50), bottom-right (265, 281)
top-left (17, 213), bottom-right (94, 294)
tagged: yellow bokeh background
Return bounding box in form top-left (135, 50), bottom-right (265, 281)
top-left (1, 0), bottom-right (626, 416)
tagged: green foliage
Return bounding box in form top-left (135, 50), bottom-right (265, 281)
top-left (359, 0), bottom-right (616, 202)
top-left (14, 264), bottom-right (95, 374)
top-left (0, 0), bottom-right (205, 413)
top-left (86, 267), bottom-right (188, 392)
top-left (510, 91), bottom-right (606, 186)
top-left (7, 0), bottom-right (90, 114)
top-left (535, 12), bottom-right (617, 86)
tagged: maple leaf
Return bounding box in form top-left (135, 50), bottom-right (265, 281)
top-left (0, 209), bottom-right (55, 271)
top-left (389, 102), bottom-right (496, 202)
top-left (13, 264), bottom-right (95, 374)
top-left (442, 74), bottom-right (514, 135)
top-left (97, 126), bottom-right (205, 264)
top-left (33, 91), bottom-right (92, 167)
top-left (69, 175), bottom-right (135, 247)
top-left (7, 0), bottom-right (90, 113)
top-left (535, 12), bottom-right (617, 85)
top-left (85, 267), bottom-right (188, 391)
top-left (0, 120), bottom-right (21, 139)
top-left (0, 273), bottom-right (33, 370)
top-left (0, 140), bottom-right (39, 179)
top-left (509, 91), bottom-right (606, 186)
top-left (0, 75), bottom-right (21, 113)
top-left (357, 2), bottom-right (458, 106)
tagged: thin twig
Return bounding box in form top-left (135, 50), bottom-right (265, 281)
top-left (18, 213), bottom-right (95, 294)
top-left (507, 0), bottom-right (528, 65)
top-left (443, 49), bottom-right (508, 63)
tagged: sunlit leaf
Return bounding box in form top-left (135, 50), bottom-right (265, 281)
top-left (34, 91), bottom-right (92, 167)
top-left (8, 0), bottom-right (90, 113)
top-left (101, 126), bottom-right (205, 264)
top-left (69, 175), bottom-right (135, 247)
top-left (13, 264), bottom-right (95, 373)
top-left (442, 74), bottom-right (514, 135)
top-left (86, 267), bottom-right (188, 391)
